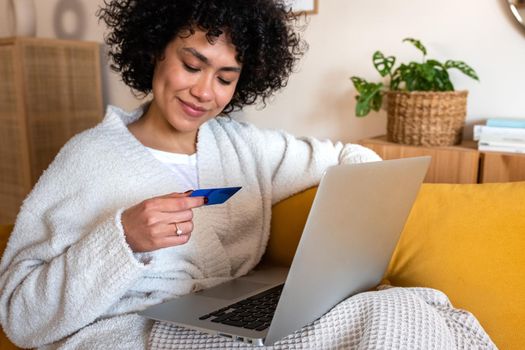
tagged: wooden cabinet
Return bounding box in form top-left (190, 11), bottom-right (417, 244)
top-left (480, 152), bottom-right (525, 183)
top-left (0, 37), bottom-right (103, 224)
top-left (360, 135), bottom-right (480, 183)
top-left (360, 135), bottom-right (525, 184)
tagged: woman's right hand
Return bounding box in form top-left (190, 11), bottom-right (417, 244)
top-left (121, 191), bottom-right (206, 252)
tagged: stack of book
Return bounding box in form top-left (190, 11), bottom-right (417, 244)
top-left (473, 118), bottom-right (525, 153)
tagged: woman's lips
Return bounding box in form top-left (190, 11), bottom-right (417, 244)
top-left (178, 99), bottom-right (207, 118)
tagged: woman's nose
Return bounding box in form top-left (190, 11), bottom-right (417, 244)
top-left (190, 75), bottom-right (213, 102)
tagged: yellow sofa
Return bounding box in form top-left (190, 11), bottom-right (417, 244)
top-left (267, 182), bottom-right (525, 349)
top-left (1, 182), bottom-right (524, 349)
top-left (0, 224), bottom-right (17, 350)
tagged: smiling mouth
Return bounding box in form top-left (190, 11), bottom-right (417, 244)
top-left (178, 98), bottom-right (208, 118)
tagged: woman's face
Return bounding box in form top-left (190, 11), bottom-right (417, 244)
top-left (150, 29), bottom-right (241, 135)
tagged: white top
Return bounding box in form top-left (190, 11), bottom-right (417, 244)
top-left (146, 147), bottom-right (198, 191)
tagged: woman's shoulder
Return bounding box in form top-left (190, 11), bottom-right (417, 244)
top-left (19, 107), bottom-right (138, 213)
top-left (54, 121), bottom-right (114, 165)
top-left (209, 116), bottom-right (256, 131)
top-left (57, 104), bottom-right (141, 161)
top-left (207, 116), bottom-right (288, 140)
top-left (31, 106), bottom-right (135, 187)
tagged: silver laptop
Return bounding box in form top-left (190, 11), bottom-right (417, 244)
top-left (140, 156), bottom-right (431, 346)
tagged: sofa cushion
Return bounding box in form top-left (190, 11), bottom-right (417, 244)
top-left (385, 182), bottom-right (525, 350)
top-left (264, 187), bottom-right (317, 267)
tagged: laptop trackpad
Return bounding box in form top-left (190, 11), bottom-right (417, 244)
top-left (196, 279), bottom-right (269, 300)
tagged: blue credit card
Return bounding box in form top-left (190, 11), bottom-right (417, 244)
top-left (190, 186), bottom-right (242, 205)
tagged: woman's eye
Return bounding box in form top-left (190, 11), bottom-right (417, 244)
top-left (183, 63), bottom-right (199, 72)
top-left (218, 77), bottom-right (232, 86)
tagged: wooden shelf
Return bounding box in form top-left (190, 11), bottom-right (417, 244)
top-left (360, 135), bottom-right (525, 184)
top-left (359, 136), bottom-right (479, 184)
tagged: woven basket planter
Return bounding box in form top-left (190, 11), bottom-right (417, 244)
top-left (386, 90), bottom-right (468, 146)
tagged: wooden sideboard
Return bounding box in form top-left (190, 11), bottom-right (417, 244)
top-left (360, 135), bottom-right (525, 184)
top-left (480, 152), bottom-right (525, 183)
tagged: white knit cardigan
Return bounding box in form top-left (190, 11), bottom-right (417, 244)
top-left (0, 105), bottom-right (381, 349)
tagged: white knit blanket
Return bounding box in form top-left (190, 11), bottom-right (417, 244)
top-left (148, 286), bottom-right (496, 349)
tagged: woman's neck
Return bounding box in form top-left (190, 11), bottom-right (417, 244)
top-left (127, 103), bottom-right (197, 155)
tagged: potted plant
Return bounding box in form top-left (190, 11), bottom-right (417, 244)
top-left (351, 38), bottom-right (479, 146)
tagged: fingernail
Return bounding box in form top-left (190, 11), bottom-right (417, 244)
top-left (203, 197), bottom-right (209, 204)
top-left (184, 189), bottom-right (193, 194)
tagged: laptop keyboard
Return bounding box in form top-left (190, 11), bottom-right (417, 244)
top-left (198, 284), bottom-right (284, 331)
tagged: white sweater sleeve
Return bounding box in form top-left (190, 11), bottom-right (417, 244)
top-left (0, 206), bottom-right (146, 348)
top-left (258, 128), bottom-right (381, 204)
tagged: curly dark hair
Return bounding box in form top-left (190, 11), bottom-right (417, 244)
top-left (97, 0), bottom-right (307, 114)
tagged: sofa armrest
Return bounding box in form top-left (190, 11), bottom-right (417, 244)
top-left (0, 224), bottom-right (13, 260)
top-left (0, 224), bottom-right (20, 350)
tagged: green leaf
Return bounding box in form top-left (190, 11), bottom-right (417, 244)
top-left (426, 59), bottom-right (445, 69)
top-left (444, 60), bottom-right (480, 81)
top-left (427, 60), bottom-right (453, 91)
top-left (433, 69), bottom-right (454, 91)
top-left (397, 63), bottom-right (418, 91)
top-left (390, 76), bottom-right (401, 90)
top-left (355, 99), bottom-right (371, 117)
top-left (418, 62), bottom-right (436, 82)
top-left (390, 67), bottom-right (403, 90)
top-left (370, 91), bottom-right (382, 111)
top-left (372, 51), bottom-right (396, 77)
top-left (354, 82), bottom-right (383, 117)
top-left (403, 38), bottom-right (427, 56)
top-left (402, 64), bottom-right (416, 90)
top-left (350, 76), bottom-right (368, 94)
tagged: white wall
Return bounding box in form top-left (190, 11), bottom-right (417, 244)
top-left (2, 0), bottom-right (525, 142)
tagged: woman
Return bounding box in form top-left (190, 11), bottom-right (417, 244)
top-left (0, 0), bottom-right (494, 349)
top-left (0, 0), bottom-right (379, 348)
